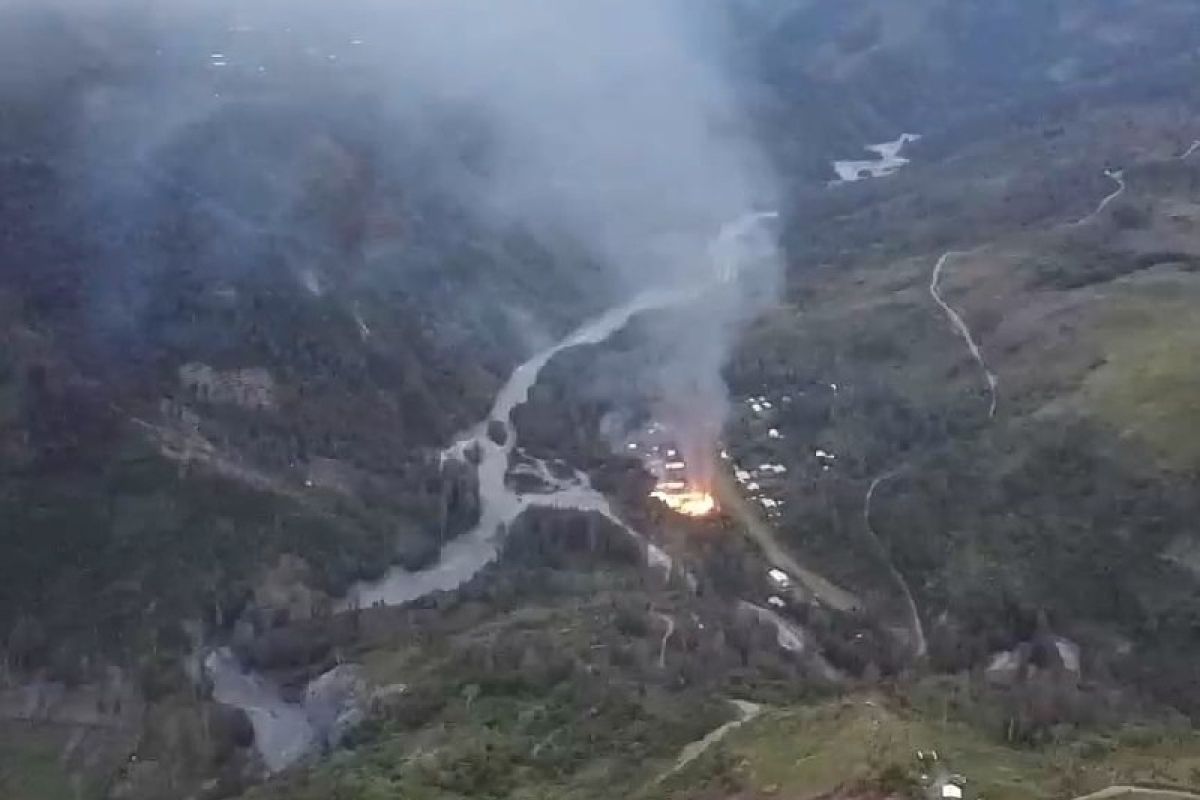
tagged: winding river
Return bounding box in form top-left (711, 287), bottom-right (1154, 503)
top-left (340, 287), bottom-right (693, 609)
top-left (343, 211), bottom-right (778, 608)
top-left (205, 648), bottom-right (316, 774)
top-left (831, 133), bottom-right (921, 185)
top-left (208, 212), bottom-right (778, 771)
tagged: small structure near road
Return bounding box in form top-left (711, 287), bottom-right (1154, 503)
top-left (914, 749), bottom-right (970, 800)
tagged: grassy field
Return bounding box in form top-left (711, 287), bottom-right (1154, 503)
top-left (1084, 278), bottom-right (1200, 471)
top-left (0, 726), bottom-right (80, 800)
top-left (660, 695), bottom-right (1200, 800)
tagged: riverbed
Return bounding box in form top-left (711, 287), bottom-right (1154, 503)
top-left (831, 133), bottom-right (921, 185)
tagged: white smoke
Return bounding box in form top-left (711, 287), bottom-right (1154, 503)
top-left (30, 0), bottom-right (784, 476)
top-left (358, 1), bottom-right (782, 476)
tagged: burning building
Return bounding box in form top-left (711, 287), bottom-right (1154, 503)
top-left (625, 423), bottom-right (718, 517)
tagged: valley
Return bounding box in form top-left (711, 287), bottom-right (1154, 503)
top-left (4, 2), bottom-right (1200, 800)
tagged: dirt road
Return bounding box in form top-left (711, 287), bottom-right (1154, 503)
top-left (1073, 168), bottom-right (1126, 226)
top-left (864, 472), bottom-right (927, 659)
top-left (653, 611), bottom-right (675, 668)
top-left (930, 249), bottom-right (999, 418)
top-left (714, 470), bottom-right (862, 613)
top-left (658, 699), bottom-right (762, 781)
top-left (1070, 786), bottom-right (1200, 800)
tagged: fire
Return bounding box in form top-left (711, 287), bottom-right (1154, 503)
top-left (627, 422), bottom-right (718, 517)
top-left (651, 487), bottom-right (718, 517)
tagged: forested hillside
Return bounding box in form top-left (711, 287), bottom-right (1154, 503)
top-left (4, 2), bottom-right (1200, 800)
top-left (0, 3), bottom-right (611, 674)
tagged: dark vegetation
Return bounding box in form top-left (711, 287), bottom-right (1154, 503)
top-left (5, 1), bottom-right (1200, 799)
top-left (735, 0), bottom-right (1200, 187)
top-left (0, 7), bottom-right (603, 673)
top-left (241, 507), bottom-right (833, 800)
top-left (510, 91), bottom-right (1200, 772)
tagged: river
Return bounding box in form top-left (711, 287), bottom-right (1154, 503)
top-left (831, 133), bottom-right (921, 185)
top-left (342, 211), bottom-right (777, 608)
top-left (207, 211), bottom-right (778, 772)
top-left (205, 648), bottom-right (317, 774)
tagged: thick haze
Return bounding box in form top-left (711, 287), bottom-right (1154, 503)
top-left (23, 0), bottom-right (783, 475)
top-left (358, 0), bottom-right (783, 473)
top-left (372, 2), bottom-right (776, 280)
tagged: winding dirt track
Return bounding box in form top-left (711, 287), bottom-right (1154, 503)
top-left (1073, 169), bottom-right (1126, 226)
top-left (863, 472), bottom-right (927, 660)
top-left (1069, 787), bottom-right (1200, 800)
top-left (653, 612), bottom-right (675, 668)
top-left (929, 249), bottom-right (999, 418)
top-left (657, 699), bottom-right (762, 782)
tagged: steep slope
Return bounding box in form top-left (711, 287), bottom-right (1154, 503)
top-left (0, 10), bottom-right (612, 795)
top-left (733, 0), bottom-right (1200, 182)
top-left (5, 2), bottom-right (1200, 800)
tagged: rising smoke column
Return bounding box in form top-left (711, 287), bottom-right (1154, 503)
top-left (371, 0), bottom-right (783, 479)
top-left (656, 210), bottom-right (781, 489)
top-left (55, 0), bottom-right (784, 479)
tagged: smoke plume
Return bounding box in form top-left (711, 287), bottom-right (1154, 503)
top-left (359, 0), bottom-right (782, 476)
top-left (14, 0), bottom-right (783, 478)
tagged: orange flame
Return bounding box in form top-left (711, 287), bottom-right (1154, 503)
top-left (651, 487), bottom-right (718, 517)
